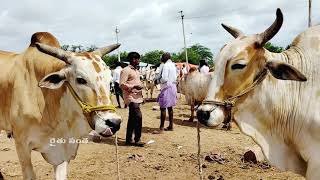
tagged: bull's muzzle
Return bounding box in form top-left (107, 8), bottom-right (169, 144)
top-left (197, 109), bottom-right (211, 126)
top-left (95, 114), bottom-right (122, 137)
top-left (105, 118), bottom-right (121, 134)
top-left (196, 104), bottom-right (224, 127)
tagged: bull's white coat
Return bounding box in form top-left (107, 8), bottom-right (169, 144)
top-left (198, 16), bottom-right (320, 179)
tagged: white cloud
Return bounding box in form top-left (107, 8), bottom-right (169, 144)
top-left (0, 0), bottom-right (319, 57)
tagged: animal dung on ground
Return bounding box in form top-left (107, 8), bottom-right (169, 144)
top-left (127, 154), bottom-right (145, 162)
top-left (243, 145), bottom-right (265, 164)
top-left (1, 148), bottom-right (10, 151)
top-left (208, 175), bottom-right (224, 180)
top-left (204, 153), bottom-right (226, 164)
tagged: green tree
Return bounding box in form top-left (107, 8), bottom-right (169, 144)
top-left (140, 50), bottom-right (164, 65)
top-left (61, 45), bottom-right (70, 51)
top-left (102, 51), bottom-right (128, 68)
top-left (190, 44), bottom-right (213, 64)
top-left (171, 52), bottom-right (180, 62)
top-left (86, 45), bottom-right (98, 52)
top-left (61, 44), bottom-right (94, 52)
top-left (178, 48), bottom-right (200, 64)
top-left (177, 44), bottom-right (214, 65)
top-left (264, 42), bottom-right (284, 53)
top-left (103, 54), bottom-right (118, 68)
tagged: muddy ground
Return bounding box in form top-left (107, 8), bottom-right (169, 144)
top-left (0, 90), bottom-right (303, 180)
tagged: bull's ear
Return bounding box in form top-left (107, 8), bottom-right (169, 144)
top-left (266, 61), bottom-right (307, 81)
top-left (39, 70), bottom-right (66, 89)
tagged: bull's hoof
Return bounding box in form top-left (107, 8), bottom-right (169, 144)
top-left (222, 123), bottom-right (232, 131)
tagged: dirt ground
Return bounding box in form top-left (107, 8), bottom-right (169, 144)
top-left (0, 90), bottom-right (304, 180)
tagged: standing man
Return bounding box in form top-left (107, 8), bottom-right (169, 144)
top-left (155, 53), bottom-right (177, 133)
top-left (199, 59), bottom-right (209, 74)
top-left (120, 52), bottom-right (145, 147)
top-left (113, 61), bottom-right (125, 108)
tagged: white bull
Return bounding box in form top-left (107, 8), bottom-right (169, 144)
top-left (197, 9), bottom-right (320, 179)
top-left (144, 68), bottom-right (156, 99)
top-left (178, 68), bottom-right (212, 121)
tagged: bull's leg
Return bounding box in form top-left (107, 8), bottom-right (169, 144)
top-left (54, 161), bottom-right (68, 180)
top-left (187, 99), bottom-right (195, 122)
top-left (146, 90), bottom-right (149, 99)
top-left (151, 86), bottom-right (154, 99)
top-left (15, 141), bottom-right (36, 180)
top-left (145, 87), bottom-right (149, 99)
top-left (222, 123), bottom-right (232, 130)
top-left (188, 104), bottom-right (194, 122)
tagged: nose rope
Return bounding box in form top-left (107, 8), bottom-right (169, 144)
top-left (201, 67), bottom-right (269, 127)
top-left (66, 82), bottom-right (116, 115)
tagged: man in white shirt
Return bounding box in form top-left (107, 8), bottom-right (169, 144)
top-left (199, 60), bottom-right (209, 74)
top-left (113, 61), bottom-right (125, 108)
top-left (155, 53), bottom-right (177, 133)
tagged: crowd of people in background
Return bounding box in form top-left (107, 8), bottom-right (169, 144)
top-left (108, 52), bottom-right (212, 147)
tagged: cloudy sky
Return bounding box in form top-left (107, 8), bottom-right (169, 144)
top-left (0, 0), bottom-right (319, 57)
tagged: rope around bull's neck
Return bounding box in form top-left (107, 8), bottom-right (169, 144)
top-left (65, 82), bottom-right (116, 114)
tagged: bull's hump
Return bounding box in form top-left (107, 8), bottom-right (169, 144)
top-left (29, 32), bottom-right (60, 48)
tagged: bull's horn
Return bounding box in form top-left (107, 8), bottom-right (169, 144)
top-left (35, 42), bottom-right (72, 64)
top-left (93, 43), bottom-right (121, 57)
top-left (221, 23), bottom-right (244, 38)
top-left (257, 8), bottom-right (283, 46)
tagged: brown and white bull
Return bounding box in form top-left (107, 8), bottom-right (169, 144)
top-left (0, 32), bottom-right (121, 180)
top-left (197, 9), bottom-right (320, 179)
top-left (178, 68), bottom-right (212, 121)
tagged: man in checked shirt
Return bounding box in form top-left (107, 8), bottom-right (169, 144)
top-left (120, 52), bottom-right (145, 147)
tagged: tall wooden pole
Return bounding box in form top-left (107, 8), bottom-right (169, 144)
top-left (115, 26), bottom-right (120, 62)
top-left (179, 11), bottom-right (189, 69)
top-left (308, 0), bottom-right (312, 27)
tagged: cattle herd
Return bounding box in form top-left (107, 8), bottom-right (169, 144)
top-left (0, 8), bottom-right (319, 180)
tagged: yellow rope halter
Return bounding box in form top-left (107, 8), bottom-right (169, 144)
top-left (66, 82), bottom-right (116, 115)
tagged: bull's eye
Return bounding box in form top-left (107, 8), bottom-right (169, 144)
top-left (231, 63), bottom-right (247, 70)
top-left (76, 77), bottom-right (87, 85)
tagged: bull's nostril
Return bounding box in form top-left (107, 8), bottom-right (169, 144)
top-left (113, 121), bottom-right (121, 131)
top-left (105, 119), bottom-right (121, 132)
top-left (197, 110), bottom-right (210, 125)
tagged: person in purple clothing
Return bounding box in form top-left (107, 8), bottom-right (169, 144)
top-left (154, 52), bottom-right (177, 133)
